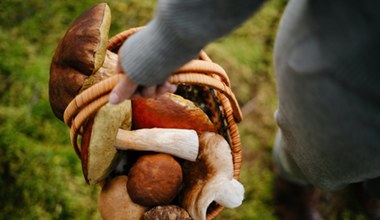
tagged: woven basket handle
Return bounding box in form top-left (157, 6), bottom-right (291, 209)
top-left (169, 73), bottom-right (242, 122)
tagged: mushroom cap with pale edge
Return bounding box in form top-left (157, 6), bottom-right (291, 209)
top-left (132, 93), bottom-right (215, 132)
top-left (98, 176), bottom-right (148, 220)
top-left (49, 3), bottom-right (111, 120)
top-left (82, 100), bottom-right (132, 185)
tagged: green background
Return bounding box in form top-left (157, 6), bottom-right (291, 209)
top-left (0, 0), bottom-right (369, 219)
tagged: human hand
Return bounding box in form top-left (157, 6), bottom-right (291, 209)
top-left (109, 59), bottom-right (177, 104)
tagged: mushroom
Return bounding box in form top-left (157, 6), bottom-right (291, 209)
top-left (180, 132), bottom-right (245, 220)
top-left (143, 205), bottom-right (192, 220)
top-left (98, 175), bottom-right (148, 220)
top-left (81, 101), bottom-right (199, 185)
top-left (49, 3), bottom-right (116, 120)
top-left (127, 153), bottom-right (183, 207)
top-left (132, 93), bottom-right (215, 132)
top-left (80, 100), bottom-right (132, 185)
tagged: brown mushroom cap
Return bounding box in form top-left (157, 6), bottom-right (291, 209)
top-left (98, 175), bottom-right (148, 220)
top-left (49, 3), bottom-right (111, 120)
top-left (127, 153), bottom-right (183, 207)
top-left (132, 93), bottom-right (215, 132)
top-left (143, 205), bottom-right (192, 220)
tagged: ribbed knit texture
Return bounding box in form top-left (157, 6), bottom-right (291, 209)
top-left (119, 0), bottom-right (264, 86)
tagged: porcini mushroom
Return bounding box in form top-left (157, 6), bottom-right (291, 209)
top-left (98, 175), bottom-right (148, 220)
top-left (127, 153), bottom-right (183, 207)
top-left (180, 132), bottom-right (245, 220)
top-left (49, 3), bottom-right (116, 120)
top-left (132, 93), bottom-right (215, 132)
top-left (143, 205), bottom-right (192, 220)
top-left (81, 100), bottom-right (132, 185)
top-left (81, 101), bottom-right (199, 185)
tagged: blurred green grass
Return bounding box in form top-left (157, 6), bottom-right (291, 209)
top-left (0, 0), bottom-right (370, 219)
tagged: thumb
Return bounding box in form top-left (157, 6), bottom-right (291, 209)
top-left (109, 75), bottom-right (138, 104)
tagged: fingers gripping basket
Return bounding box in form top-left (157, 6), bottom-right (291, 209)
top-left (63, 26), bottom-right (243, 219)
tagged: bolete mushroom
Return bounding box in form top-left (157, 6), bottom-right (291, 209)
top-left (180, 132), bottom-right (245, 220)
top-left (132, 93), bottom-right (216, 132)
top-left (127, 153), bottom-right (183, 207)
top-left (81, 101), bottom-right (199, 185)
top-left (80, 100), bottom-right (132, 185)
top-left (49, 3), bottom-right (116, 121)
top-left (98, 175), bottom-right (148, 220)
top-left (143, 205), bottom-right (192, 220)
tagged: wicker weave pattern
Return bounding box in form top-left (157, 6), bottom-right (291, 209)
top-left (63, 28), bottom-right (243, 220)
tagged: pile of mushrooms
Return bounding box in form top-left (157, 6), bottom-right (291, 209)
top-left (49, 3), bottom-right (244, 220)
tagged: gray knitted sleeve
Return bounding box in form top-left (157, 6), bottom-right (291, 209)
top-left (119, 0), bottom-right (264, 86)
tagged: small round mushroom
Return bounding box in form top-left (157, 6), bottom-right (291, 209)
top-left (49, 3), bottom-right (115, 120)
top-left (127, 153), bottom-right (183, 207)
top-left (98, 175), bottom-right (148, 220)
top-left (132, 93), bottom-right (216, 132)
top-left (143, 205), bottom-right (192, 220)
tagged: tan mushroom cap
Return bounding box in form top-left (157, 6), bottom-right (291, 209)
top-left (49, 3), bottom-right (111, 120)
top-left (81, 100), bottom-right (132, 185)
top-left (98, 175), bottom-right (148, 220)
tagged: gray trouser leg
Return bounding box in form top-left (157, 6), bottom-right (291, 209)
top-left (272, 128), bottom-right (310, 186)
top-left (271, 0), bottom-right (380, 191)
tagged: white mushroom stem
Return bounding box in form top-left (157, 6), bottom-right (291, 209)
top-left (214, 178), bottom-right (244, 208)
top-left (115, 128), bottom-right (199, 161)
top-left (193, 177), bottom-right (244, 219)
top-left (97, 50), bottom-right (118, 78)
top-left (181, 132), bottom-right (245, 220)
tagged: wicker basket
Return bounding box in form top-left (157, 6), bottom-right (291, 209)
top-left (63, 27), bottom-right (243, 220)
